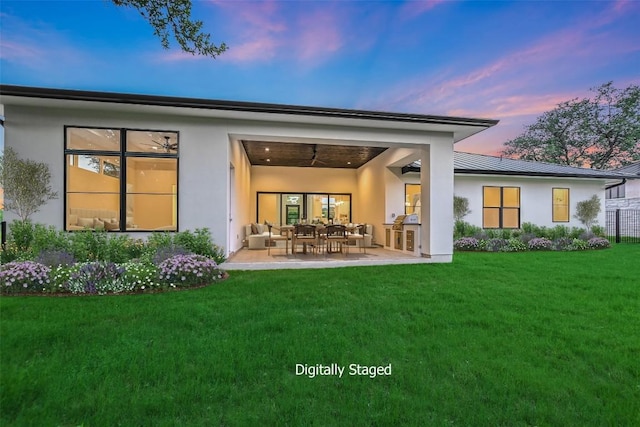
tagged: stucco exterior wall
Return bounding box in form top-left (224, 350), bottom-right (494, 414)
top-left (3, 102), bottom-right (460, 261)
top-left (454, 175), bottom-right (608, 229)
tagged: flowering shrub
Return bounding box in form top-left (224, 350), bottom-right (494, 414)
top-left (36, 249), bottom-right (76, 267)
top-left (553, 237), bottom-right (574, 251)
top-left (504, 238), bottom-right (527, 252)
top-left (158, 254), bottom-right (223, 287)
top-left (568, 238), bottom-right (589, 251)
top-left (528, 237), bottom-right (553, 251)
top-left (152, 244), bottom-right (192, 265)
top-left (453, 237), bottom-right (480, 251)
top-left (123, 262), bottom-right (162, 292)
top-left (484, 238), bottom-right (508, 252)
top-left (66, 262), bottom-right (130, 294)
top-left (49, 265), bottom-right (75, 293)
top-left (0, 261), bottom-right (51, 294)
top-left (587, 237), bottom-right (611, 249)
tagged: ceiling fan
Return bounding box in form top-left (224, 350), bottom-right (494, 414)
top-left (310, 144), bottom-right (326, 166)
top-left (143, 136), bottom-right (178, 153)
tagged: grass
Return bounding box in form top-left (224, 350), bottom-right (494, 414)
top-left (2, 246), bottom-right (639, 426)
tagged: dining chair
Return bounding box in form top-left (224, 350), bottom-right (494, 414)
top-left (267, 224), bottom-right (289, 255)
top-left (292, 224), bottom-right (318, 255)
top-left (324, 224), bottom-right (348, 256)
top-left (347, 223), bottom-right (367, 254)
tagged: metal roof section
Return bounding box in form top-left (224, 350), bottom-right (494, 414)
top-left (404, 152), bottom-right (631, 180)
top-left (613, 162), bottom-right (640, 177)
top-left (0, 85), bottom-right (498, 142)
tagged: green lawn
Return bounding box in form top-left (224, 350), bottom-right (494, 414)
top-left (1, 246), bottom-right (639, 426)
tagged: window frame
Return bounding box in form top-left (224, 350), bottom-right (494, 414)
top-left (482, 186), bottom-right (521, 229)
top-left (255, 191), bottom-right (352, 225)
top-left (404, 184), bottom-right (421, 215)
top-left (64, 125), bottom-right (179, 232)
top-left (552, 188), bottom-right (570, 222)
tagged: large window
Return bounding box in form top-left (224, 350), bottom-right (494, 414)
top-left (552, 188), bottom-right (569, 222)
top-left (483, 186), bottom-right (520, 228)
top-left (405, 184), bottom-right (421, 215)
top-left (256, 192), bottom-right (352, 225)
top-left (65, 127), bottom-right (178, 231)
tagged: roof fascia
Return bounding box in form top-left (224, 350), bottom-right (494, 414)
top-left (0, 85), bottom-right (499, 129)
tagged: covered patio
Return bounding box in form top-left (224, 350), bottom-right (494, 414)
top-left (222, 245), bottom-right (430, 270)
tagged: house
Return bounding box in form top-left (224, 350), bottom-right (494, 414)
top-left (0, 84), bottom-right (499, 263)
top-left (605, 162), bottom-right (640, 210)
top-left (401, 152), bottom-right (628, 229)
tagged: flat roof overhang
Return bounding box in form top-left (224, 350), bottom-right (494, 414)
top-left (0, 85), bottom-right (498, 142)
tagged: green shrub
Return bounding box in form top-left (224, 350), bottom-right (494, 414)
top-left (69, 229), bottom-right (109, 262)
top-left (66, 262), bottom-right (130, 294)
top-left (453, 221), bottom-right (481, 239)
top-left (174, 228), bottom-right (226, 264)
top-left (549, 225), bottom-right (570, 240)
top-left (590, 225), bottom-right (605, 237)
top-left (504, 238), bottom-right (527, 252)
top-left (568, 239), bottom-right (589, 251)
top-left (123, 262), bottom-right (161, 292)
top-left (9, 220), bottom-right (35, 254)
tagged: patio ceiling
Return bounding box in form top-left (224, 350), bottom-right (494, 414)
top-left (241, 140), bottom-right (387, 169)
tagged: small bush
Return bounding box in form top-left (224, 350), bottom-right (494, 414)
top-left (66, 262), bottom-right (129, 294)
top-left (49, 265), bottom-right (74, 293)
top-left (453, 237), bottom-right (480, 251)
top-left (174, 228), bottom-right (226, 264)
top-left (568, 239), bottom-right (589, 251)
top-left (549, 225), bottom-right (570, 240)
top-left (587, 237), bottom-right (611, 249)
top-left (69, 230), bottom-right (109, 262)
top-left (590, 225), bottom-right (605, 237)
top-left (158, 254), bottom-right (223, 288)
top-left (552, 237), bottom-right (574, 251)
top-left (9, 220), bottom-right (35, 254)
top-left (36, 249), bottom-right (76, 267)
top-left (528, 237), bottom-right (553, 251)
top-left (454, 221), bottom-right (482, 239)
top-left (0, 261), bottom-right (51, 294)
top-left (484, 238), bottom-right (508, 252)
top-left (579, 231), bottom-right (596, 241)
top-left (123, 262), bottom-right (161, 292)
top-left (153, 244), bottom-right (192, 265)
top-left (504, 238), bottom-right (527, 252)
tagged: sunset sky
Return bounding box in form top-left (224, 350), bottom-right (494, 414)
top-left (1, 0), bottom-right (638, 154)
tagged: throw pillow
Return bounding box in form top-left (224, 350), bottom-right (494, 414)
top-left (251, 223), bottom-right (259, 235)
top-left (256, 223), bottom-right (265, 234)
top-left (77, 217), bottom-right (94, 228)
top-left (93, 218), bottom-right (105, 230)
top-left (105, 221), bottom-right (119, 231)
top-left (68, 214), bottom-right (79, 226)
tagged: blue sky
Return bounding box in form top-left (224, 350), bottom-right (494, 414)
top-left (1, 0), bottom-right (639, 154)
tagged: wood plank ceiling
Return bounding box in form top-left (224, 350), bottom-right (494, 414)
top-left (241, 140), bottom-right (387, 169)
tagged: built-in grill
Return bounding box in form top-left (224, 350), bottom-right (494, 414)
top-left (392, 215), bottom-right (407, 230)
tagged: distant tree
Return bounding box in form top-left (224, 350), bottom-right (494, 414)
top-left (574, 195), bottom-right (601, 229)
top-left (453, 196), bottom-right (471, 222)
top-left (112, 0), bottom-right (227, 58)
top-left (502, 82), bottom-right (640, 169)
top-left (0, 148), bottom-right (58, 222)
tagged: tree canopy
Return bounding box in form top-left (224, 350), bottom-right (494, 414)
top-left (112, 0), bottom-right (227, 58)
top-left (501, 82), bottom-right (640, 169)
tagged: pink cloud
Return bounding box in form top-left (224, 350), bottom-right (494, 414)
top-left (0, 40), bottom-right (43, 62)
top-left (204, 0), bottom-right (347, 65)
top-left (399, 0), bottom-right (447, 19)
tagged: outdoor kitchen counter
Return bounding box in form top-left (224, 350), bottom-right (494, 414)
top-left (382, 223), bottom-right (421, 257)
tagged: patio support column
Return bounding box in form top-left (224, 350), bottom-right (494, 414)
top-left (420, 140), bottom-right (454, 262)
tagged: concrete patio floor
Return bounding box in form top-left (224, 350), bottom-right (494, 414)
top-left (221, 245), bottom-right (431, 270)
